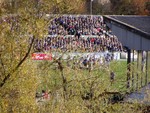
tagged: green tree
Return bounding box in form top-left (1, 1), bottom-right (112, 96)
top-left (0, 0), bottom-right (86, 112)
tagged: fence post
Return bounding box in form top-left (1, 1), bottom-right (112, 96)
top-left (136, 50), bottom-right (142, 90)
top-left (146, 51), bottom-right (150, 85)
top-left (132, 50), bottom-right (134, 91)
top-left (127, 48), bottom-right (131, 88)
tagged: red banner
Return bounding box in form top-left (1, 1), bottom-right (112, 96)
top-left (32, 53), bottom-right (52, 60)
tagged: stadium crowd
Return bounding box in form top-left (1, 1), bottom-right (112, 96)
top-left (33, 15), bottom-right (123, 69)
top-left (34, 35), bottom-right (122, 52)
top-left (48, 15), bottom-right (103, 36)
top-left (33, 15), bottom-right (123, 53)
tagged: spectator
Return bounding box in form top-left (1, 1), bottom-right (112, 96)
top-left (110, 71), bottom-right (115, 85)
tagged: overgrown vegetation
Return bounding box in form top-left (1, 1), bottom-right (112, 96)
top-left (0, 0), bottom-right (150, 112)
top-left (91, 0), bottom-right (150, 15)
top-left (35, 58), bottom-right (149, 112)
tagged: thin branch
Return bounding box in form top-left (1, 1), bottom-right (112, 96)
top-left (0, 37), bottom-right (35, 88)
top-left (93, 91), bottom-right (122, 100)
top-left (0, 54), bottom-right (6, 76)
top-left (67, 75), bottom-right (100, 84)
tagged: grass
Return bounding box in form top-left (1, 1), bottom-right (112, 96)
top-left (109, 61), bottom-right (127, 92)
top-left (36, 60), bottom-right (127, 92)
top-left (36, 59), bottom-right (150, 95)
